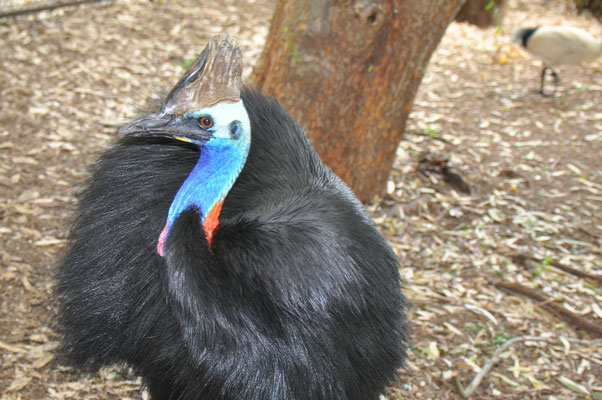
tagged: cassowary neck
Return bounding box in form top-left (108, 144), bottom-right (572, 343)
top-left (157, 141), bottom-right (247, 256)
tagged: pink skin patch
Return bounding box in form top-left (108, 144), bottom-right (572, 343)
top-left (157, 223), bottom-right (170, 257)
top-left (156, 201), bottom-right (223, 257)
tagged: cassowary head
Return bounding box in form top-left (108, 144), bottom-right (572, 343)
top-left (118, 34), bottom-right (251, 256)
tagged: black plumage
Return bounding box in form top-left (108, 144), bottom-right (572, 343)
top-left (56, 51), bottom-right (408, 399)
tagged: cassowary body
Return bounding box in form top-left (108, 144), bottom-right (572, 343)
top-left (514, 26), bottom-right (602, 95)
top-left (56, 35), bottom-right (408, 400)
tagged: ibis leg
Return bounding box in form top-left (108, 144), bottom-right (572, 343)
top-left (539, 67), bottom-right (549, 96)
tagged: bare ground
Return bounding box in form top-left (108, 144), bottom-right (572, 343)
top-left (0, 0), bottom-right (601, 399)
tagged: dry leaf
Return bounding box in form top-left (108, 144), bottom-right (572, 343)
top-left (0, 340), bottom-right (24, 353)
top-left (6, 376), bottom-right (31, 392)
top-left (557, 376), bottom-right (590, 396)
top-left (33, 353), bottom-right (55, 369)
top-left (491, 372), bottom-right (520, 387)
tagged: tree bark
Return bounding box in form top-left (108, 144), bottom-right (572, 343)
top-left (455, 0), bottom-right (506, 27)
top-left (574, 0), bottom-right (602, 23)
top-left (251, 0), bottom-right (465, 202)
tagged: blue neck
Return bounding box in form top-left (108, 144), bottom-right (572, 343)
top-left (165, 139), bottom-right (248, 229)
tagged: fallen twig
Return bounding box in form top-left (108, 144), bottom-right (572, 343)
top-left (453, 335), bottom-right (555, 398)
top-left (495, 281), bottom-right (602, 337)
top-left (510, 254), bottom-right (602, 286)
top-left (547, 260), bottom-right (602, 286)
top-left (410, 131), bottom-right (454, 145)
top-left (0, 0), bottom-right (108, 18)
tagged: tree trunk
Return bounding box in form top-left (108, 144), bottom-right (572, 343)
top-left (455, 0), bottom-right (506, 27)
top-left (251, 0), bottom-right (465, 203)
top-left (574, 0), bottom-right (602, 23)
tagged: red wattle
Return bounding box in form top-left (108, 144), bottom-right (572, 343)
top-left (203, 201), bottom-right (223, 246)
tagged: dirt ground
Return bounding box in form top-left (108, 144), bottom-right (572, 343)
top-left (0, 0), bottom-right (601, 399)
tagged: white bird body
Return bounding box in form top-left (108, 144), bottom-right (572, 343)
top-left (514, 26), bottom-right (602, 95)
top-left (526, 26), bottom-right (601, 65)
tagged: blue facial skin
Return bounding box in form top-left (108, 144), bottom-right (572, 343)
top-left (166, 137), bottom-right (248, 227)
top-left (157, 102), bottom-right (251, 256)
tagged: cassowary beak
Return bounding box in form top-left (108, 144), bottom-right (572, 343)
top-left (117, 114), bottom-right (174, 137)
top-left (117, 113), bottom-right (213, 142)
top-left (118, 34), bottom-right (243, 141)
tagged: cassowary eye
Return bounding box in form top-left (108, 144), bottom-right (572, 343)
top-left (198, 116), bottom-right (214, 129)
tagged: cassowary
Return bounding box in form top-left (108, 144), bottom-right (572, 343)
top-left (513, 26), bottom-right (602, 95)
top-left (55, 34), bottom-right (408, 400)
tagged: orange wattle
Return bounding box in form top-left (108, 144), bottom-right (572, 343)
top-left (203, 201), bottom-right (223, 246)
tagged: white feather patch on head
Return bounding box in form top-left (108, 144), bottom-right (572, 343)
top-left (188, 100), bottom-right (251, 141)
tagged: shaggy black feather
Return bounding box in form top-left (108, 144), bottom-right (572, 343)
top-left (55, 88), bottom-right (409, 400)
